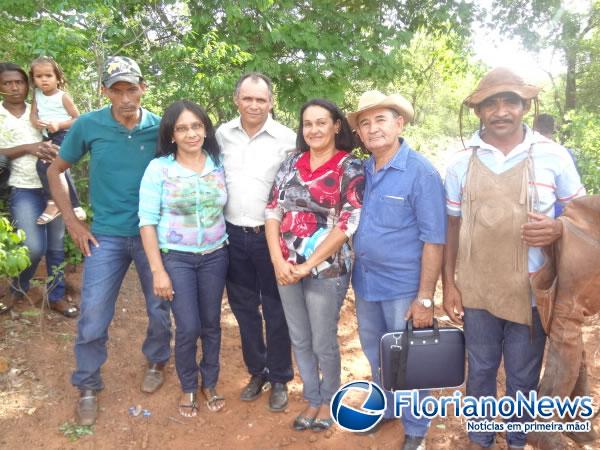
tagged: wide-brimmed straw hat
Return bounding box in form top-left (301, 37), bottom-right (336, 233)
top-left (347, 90), bottom-right (414, 130)
top-left (464, 67), bottom-right (540, 108)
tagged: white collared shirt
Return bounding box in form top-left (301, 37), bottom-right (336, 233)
top-left (216, 115), bottom-right (296, 226)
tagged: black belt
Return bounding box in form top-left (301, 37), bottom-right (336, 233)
top-left (226, 222), bottom-right (265, 234)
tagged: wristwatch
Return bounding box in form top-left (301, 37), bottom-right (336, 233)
top-left (419, 298), bottom-right (433, 308)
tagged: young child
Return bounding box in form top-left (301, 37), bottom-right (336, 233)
top-left (29, 56), bottom-right (86, 224)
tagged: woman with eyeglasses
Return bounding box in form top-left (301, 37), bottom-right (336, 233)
top-left (139, 100), bottom-right (228, 417)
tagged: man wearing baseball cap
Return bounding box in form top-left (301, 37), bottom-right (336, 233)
top-left (350, 91), bottom-right (447, 450)
top-left (47, 56), bottom-right (171, 426)
top-left (443, 67), bottom-right (585, 449)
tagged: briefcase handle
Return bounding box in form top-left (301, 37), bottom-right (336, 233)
top-left (407, 319), bottom-right (441, 345)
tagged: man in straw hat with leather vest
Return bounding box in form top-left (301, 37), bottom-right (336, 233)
top-left (442, 67), bottom-right (585, 449)
top-left (350, 91), bottom-right (447, 450)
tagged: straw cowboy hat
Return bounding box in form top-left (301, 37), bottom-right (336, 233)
top-left (347, 90), bottom-right (414, 130)
top-left (464, 67), bottom-right (541, 108)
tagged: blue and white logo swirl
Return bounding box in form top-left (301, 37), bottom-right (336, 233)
top-left (330, 380), bottom-right (387, 432)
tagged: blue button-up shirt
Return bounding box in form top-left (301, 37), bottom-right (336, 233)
top-left (352, 139), bottom-right (447, 302)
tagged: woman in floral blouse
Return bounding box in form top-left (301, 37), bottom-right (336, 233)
top-left (139, 100), bottom-right (228, 417)
top-left (265, 99), bottom-right (364, 431)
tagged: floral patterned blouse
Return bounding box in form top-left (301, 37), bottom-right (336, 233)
top-left (265, 150), bottom-right (364, 279)
top-left (139, 153), bottom-right (228, 253)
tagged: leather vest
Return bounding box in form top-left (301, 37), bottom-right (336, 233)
top-left (457, 147), bottom-right (536, 325)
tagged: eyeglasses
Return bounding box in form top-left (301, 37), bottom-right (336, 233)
top-left (174, 123), bottom-right (204, 134)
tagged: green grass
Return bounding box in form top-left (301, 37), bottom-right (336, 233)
top-left (59, 421), bottom-right (93, 442)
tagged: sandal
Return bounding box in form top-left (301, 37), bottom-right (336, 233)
top-left (179, 392), bottom-right (199, 417)
top-left (36, 201), bottom-right (62, 225)
top-left (49, 298), bottom-right (79, 318)
top-left (202, 387), bottom-right (225, 412)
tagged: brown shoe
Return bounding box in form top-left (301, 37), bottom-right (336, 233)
top-left (76, 389), bottom-right (98, 426)
top-left (49, 298), bottom-right (79, 318)
top-left (141, 362), bottom-right (165, 393)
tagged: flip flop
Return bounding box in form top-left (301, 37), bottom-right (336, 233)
top-left (202, 387), bottom-right (225, 412)
top-left (179, 392), bottom-right (199, 417)
top-left (36, 210), bottom-right (62, 225)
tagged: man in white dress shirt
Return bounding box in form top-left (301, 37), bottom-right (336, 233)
top-left (216, 73), bottom-right (295, 411)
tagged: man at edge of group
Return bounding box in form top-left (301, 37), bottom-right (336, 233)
top-left (443, 67), bottom-right (585, 450)
top-left (216, 72), bottom-right (294, 411)
top-left (350, 90), bottom-right (447, 450)
top-left (47, 56), bottom-right (172, 426)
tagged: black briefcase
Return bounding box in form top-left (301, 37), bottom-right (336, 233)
top-left (379, 319), bottom-right (465, 391)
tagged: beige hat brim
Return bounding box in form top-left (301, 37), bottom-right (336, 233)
top-left (464, 83), bottom-right (540, 107)
top-left (348, 95), bottom-right (414, 130)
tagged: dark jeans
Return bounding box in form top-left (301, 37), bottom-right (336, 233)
top-left (464, 307), bottom-right (546, 448)
top-left (36, 160), bottom-right (81, 208)
top-left (38, 131), bottom-right (81, 207)
top-left (163, 247), bottom-right (228, 392)
top-left (8, 187), bottom-right (65, 302)
top-left (71, 235), bottom-right (172, 391)
top-left (225, 223), bottom-right (293, 384)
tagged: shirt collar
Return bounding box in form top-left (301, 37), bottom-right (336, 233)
top-left (295, 150), bottom-right (346, 180)
top-left (366, 138), bottom-right (410, 174)
top-left (104, 105), bottom-right (152, 131)
top-left (0, 102), bottom-right (31, 119)
top-left (166, 151), bottom-right (218, 177)
top-left (231, 114), bottom-right (278, 138)
top-left (466, 125), bottom-right (543, 156)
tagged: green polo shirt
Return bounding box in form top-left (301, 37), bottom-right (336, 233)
top-left (60, 106), bottom-right (160, 237)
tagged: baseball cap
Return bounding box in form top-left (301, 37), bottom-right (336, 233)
top-left (102, 56), bottom-right (143, 88)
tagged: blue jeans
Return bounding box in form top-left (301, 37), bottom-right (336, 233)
top-left (355, 295), bottom-right (431, 437)
top-left (464, 307), bottom-right (546, 448)
top-left (278, 273), bottom-right (349, 407)
top-left (225, 223), bottom-right (293, 383)
top-left (71, 235), bottom-right (172, 390)
top-left (8, 187), bottom-right (65, 302)
top-left (163, 247), bottom-right (228, 392)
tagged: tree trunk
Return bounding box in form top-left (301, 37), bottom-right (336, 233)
top-left (564, 46), bottom-right (577, 111)
top-left (562, 15), bottom-right (579, 111)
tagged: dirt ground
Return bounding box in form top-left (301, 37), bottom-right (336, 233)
top-left (0, 265), bottom-right (599, 450)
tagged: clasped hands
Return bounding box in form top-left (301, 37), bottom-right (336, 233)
top-left (274, 259), bottom-right (312, 286)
